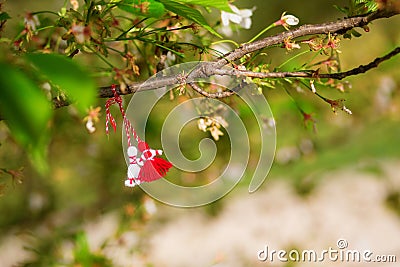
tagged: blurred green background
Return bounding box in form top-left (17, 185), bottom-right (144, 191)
top-left (1, 1), bottom-right (400, 266)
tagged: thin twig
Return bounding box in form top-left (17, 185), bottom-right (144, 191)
top-left (189, 82), bottom-right (235, 98)
top-left (318, 46), bottom-right (400, 79)
top-left (212, 68), bottom-right (313, 78)
top-left (68, 49), bottom-right (80, 58)
top-left (213, 46), bottom-right (400, 80)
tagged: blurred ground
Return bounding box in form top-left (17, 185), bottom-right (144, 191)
top-left (1, 160), bottom-right (400, 267)
top-left (147, 160), bottom-right (400, 267)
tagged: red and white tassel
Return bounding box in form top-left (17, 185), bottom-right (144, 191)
top-left (124, 142), bottom-right (172, 186)
top-left (137, 140), bottom-right (172, 183)
top-left (106, 85), bottom-right (173, 187)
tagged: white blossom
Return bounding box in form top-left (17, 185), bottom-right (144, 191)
top-left (71, 24), bottom-right (91, 43)
top-left (24, 13), bottom-right (40, 31)
top-left (83, 106), bottom-right (101, 133)
top-left (197, 118), bottom-right (208, 132)
top-left (281, 14), bottom-right (299, 26)
top-left (220, 4), bottom-right (255, 35)
top-left (70, 0), bottom-right (79, 11)
top-left (275, 13), bottom-right (300, 30)
top-left (209, 125), bottom-right (224, 141)
top-left (342, 106), bottom-right (352, 115)
top-left (85, 119), bottom-right (96, 133)
top-left (165, 51), bottom-right (176, 67)
top-left (144, 198), bottom-right (157, 215)
top-left (197, 116), bottom-right (227, 141)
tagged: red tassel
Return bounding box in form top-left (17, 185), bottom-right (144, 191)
top-left (138, 157), bottom-right (173, 182)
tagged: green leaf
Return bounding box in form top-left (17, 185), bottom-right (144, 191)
top-left (157, 0), bottom-right (222, 38)
top-left (176, 0), bottom-right (231, 12)
top-left (351, 29), bottom-right (362, 37)
top-left (118, 0), bottom-right (165, 18)
top-left (354, 0), bottom-right (378, 13)
top-left (343, 32), bottom-right (352, 39)
top-left (26, 53), bottom-right (96, 114)
top-left (0, 62), bottom-right (52, 172)
top-left (74, 232), bottom-right (111, 266)
top-left (0, 12), bottom-right (11, 21)
top-left (333, 5), bottom-right (349, 15)
top-left (74, 232), bottom-right (91, 264)
top-left (335, 0), bottom-right (378, 16)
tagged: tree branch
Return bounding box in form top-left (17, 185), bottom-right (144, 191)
top-left (189, 82), bottom-right (235, 98)
top-left (214, 9), bottom-right (398, 68)
top-left (42, 44), bottom-right (399, 109)
top-left (52, 9), bottom-right (398, 107)
top-left (212, 46), bottom-right (400, 80)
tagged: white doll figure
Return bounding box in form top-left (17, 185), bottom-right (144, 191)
top-left (125, 146), bottom-right (143, 187)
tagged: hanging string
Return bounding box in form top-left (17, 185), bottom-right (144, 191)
top-left (106, 84), bottom-right (138, 146)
